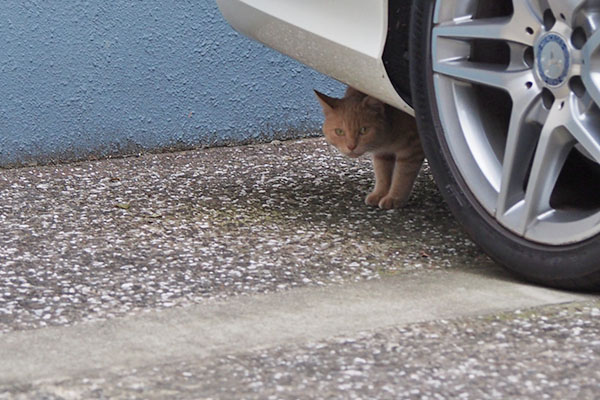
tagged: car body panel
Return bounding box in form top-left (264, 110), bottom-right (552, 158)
top-left (217, 0), bottom-right (414, 115)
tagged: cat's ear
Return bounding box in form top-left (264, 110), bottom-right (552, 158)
top-left (345, 86), bottom-right (366, 99)
top-left (362, 96), bottom-right (385, 115)
top-left (314, 90), bottom-right (339, 114)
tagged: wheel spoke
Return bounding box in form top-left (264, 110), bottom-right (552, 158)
top-left (582, 28), bottom-right (600, 55)
top-left (575, 89), bottom-right (596, 116)
top-left (434, 17), bottom-right (534, 46)
top-left (582, 29), bottom-right (600, 107)
top-left (434, 60), bottom-right (533, 93)
top-left (547, 0), bottom-right (586, 27)
top-left (511, 0), bottom-right (544, 37)
top-left (433, 0), bottom-right (545, 47)
top-left (496, 85), bottom-right (543, 218)
top-left (521, 104), bottom-right (575, 232)
top-left (507, 42), bottom-right (533, 70)
top-left (566, 94), bottom-right (600, 164)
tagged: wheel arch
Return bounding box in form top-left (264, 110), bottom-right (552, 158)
top-left (382, 0), bottom-right (414, 108)
top-left (216, 0), bottom-right (414, 113)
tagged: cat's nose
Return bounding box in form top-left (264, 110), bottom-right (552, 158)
top-left (347, 142), bottom-right (358, 151)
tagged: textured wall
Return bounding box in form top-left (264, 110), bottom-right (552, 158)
top-left (0, 1), bottom-right (344, 167)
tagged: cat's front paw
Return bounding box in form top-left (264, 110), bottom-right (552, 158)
top-left (378, 195), bottom-right (408, 210)
top-left (365, 191), bottom-right (386, 207)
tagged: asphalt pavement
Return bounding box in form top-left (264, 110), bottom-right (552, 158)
top-left (0, 138), bottom-right (598, 399)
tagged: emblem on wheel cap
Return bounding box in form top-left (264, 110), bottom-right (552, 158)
top-left (537, 33), bottom-right (570, 87)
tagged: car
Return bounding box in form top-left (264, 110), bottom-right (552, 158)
top-left (217, 0), bottom-right (600, 290)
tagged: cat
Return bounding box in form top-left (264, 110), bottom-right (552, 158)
top-left (314, 87), bottom-right (424, 209)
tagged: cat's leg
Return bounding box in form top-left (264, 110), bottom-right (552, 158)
top-left (365, 154), bottom-right (394, 207)
top-left (378, 155), bottom-right (424, 209)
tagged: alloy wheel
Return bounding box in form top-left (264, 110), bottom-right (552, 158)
top-left (431, 0), bottom-right (600, 245)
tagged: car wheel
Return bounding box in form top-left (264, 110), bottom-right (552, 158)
top-left (410, 0), bottom-right (600, 289)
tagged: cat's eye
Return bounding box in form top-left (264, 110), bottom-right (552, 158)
top-left (359, 126), bottom-right (368, 135)
top-left (334, 128), bottom-right (345, 136)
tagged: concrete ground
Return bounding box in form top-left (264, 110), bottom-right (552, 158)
top-left (0, 138), bottom-right (598, 399)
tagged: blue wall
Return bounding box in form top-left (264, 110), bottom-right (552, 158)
top-left (0, 1), bottom-right (344, 167)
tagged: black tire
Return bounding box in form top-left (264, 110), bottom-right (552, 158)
top-left (409, 0), bottom-right (600, 290)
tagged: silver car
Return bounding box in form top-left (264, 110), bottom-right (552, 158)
top-left (218, 0), bottom-right (600, 290)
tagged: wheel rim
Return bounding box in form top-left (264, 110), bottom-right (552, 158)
top-left (432, 0), bottom-right (600, 245)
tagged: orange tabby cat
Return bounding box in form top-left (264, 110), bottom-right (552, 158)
top-left (315, 87), bottom-right (424, 209)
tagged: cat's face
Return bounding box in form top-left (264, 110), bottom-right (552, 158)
top-left (314, 90), bottom-right (388, 158)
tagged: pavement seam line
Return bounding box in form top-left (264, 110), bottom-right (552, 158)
top-left (0, 269), bottom-right (591, 385)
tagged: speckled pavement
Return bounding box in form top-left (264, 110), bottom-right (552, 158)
top-left (0, 138), bottom-right (483, 333)
top-left (6, 301), bottom-right (598, 400)
top-left (1, 138), bottom-right (599, 399)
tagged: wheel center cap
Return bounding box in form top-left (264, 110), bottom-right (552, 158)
top-left (537, 33), bottom-right (570, 87)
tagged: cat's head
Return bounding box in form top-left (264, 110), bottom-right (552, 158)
top-left (314, 90), bottom-right (388, 158)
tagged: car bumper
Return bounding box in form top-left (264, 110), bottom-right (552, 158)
top-left (216, 0), bottom-right (413, 115)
